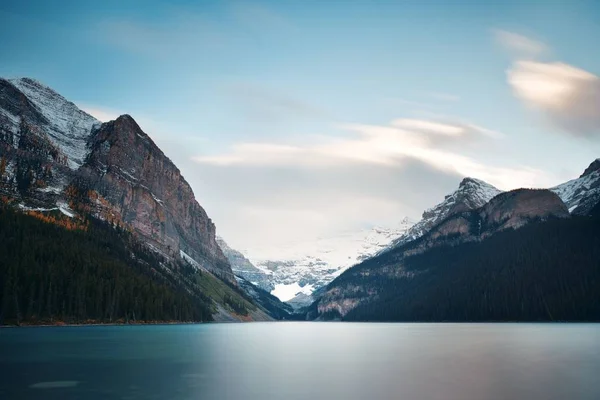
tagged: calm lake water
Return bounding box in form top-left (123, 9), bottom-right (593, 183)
top-left (1, 323), bottom-right (599, 400)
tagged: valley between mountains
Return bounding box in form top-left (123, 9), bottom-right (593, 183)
top-left (1, 77), bottom-right (599, 324)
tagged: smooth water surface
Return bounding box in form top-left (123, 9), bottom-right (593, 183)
top-left (1, 323), bottom-right (599, 400)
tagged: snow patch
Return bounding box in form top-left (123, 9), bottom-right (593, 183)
top-left (116, 167), bottom-right (138, 183)
top-left (37, 185), bottom-right (63, 194)
top-left (56, 201), bottom-right (75, 217)
top-left (386, 178), bottom-right (502, 250)
top-left (180, 250), bottom-right (202, 270)
top-left (18, 204), bottom-right (58, 212)
top-left (9, 78), bottom-right (99, 169)
top-left (151, 192), bottom-right (164, 205)
top-left (245, 218), bottom-right (415, 297)
top-left (271, 282), bottom-right (314, 302)
top-left (551, 169), bottom-right (600, 215)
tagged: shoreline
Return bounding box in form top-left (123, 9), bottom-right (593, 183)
top-left (0, 320), bottom-right (203, 328)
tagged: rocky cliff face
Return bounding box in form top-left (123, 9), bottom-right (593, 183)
top-left (385, 177), bottom-right (502, 250)
top-left (0, 78), bottom-right (98, 206)
top-left (406, 189), bottom-right (569, 255)
top-left (217, 236), bottom-right (273, 290)
top-left (73, 115), bottom-right (234, 283)
top-left (552, 159), bottom-right (600, 216)
top-left (0, 77), bottom-right (235, 285)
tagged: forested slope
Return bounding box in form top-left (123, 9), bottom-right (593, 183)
top-left (342, 216), bottom-right (600, 322)
top-left (0, 206), bottom-right (223, 325)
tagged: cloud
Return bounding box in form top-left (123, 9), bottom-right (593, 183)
top-left (184, 157), bottom-right (463, 252)
top-left (493, 29), bottom-right (547, 58)
top-left (426, 92), bottom-right (460, 102)
top-left (224, 82), bottom-right (331, 121)
top-left (507, 61), bottom-right (600, 137)
top-left (494, 29), bottom-right (600, 137)
top-left (392, 119), bottom-right (468, 137)
top-left (192, 116), bottom-right (550, 191)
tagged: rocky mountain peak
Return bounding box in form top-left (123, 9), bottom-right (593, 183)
top-left (580, 158), bottom-right (600, 178)
top-left (4, 77), bottom-right (99, 169)
top-left (481, 189), bottom-right (569, 229)
top-left (401, 189), bottom-right (569, 260)
top-left (389, 177), bottom-right (502, 249)
top-left (551, 158), bottom-right (600, 216)
top-left (459, 177), bottom-right (484, 188)
top-left (0, 77), bottom-right (236, 284)
top-left (78, 113), bottom-right (235, 282)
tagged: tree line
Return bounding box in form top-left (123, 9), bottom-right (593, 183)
top-left (326, 215), bottom-right (600, 322)
top-left (0, 206), bottom-right (214, 325)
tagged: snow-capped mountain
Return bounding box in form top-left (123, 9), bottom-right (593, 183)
top-left (243, 218), bottom-right (414, 303)
top-left (1, 77), bottom-right (235, 283)
top-left (6, 78), bottom-right (99, 169)
top-left (551, 159), bottom-right (600, 215)
top-left (385, 177), bottom-right (502, 250)
top-left (217, 236), bottom-right (273, 291)
top-left (0, 78), bottom-right (100, 200)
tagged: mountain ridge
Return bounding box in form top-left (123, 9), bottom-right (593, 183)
top-left (312, 170), bottom-right (596, 320)
top-left (0, 76), bottom-right (253, 321)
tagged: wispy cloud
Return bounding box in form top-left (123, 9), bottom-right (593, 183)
top-left (494, 29), bottom-right (600, 138)
top-left (508, 61), bottom-right (600, 137)
top-left (188, 113), bottom-right (556, 251)
top-left (192, 116), bottom-right (549, 190)
top-left (493, 29), bottom-right (548, 58)
top-left (224, 82), bottom-right (332, 121)
top-left (426, 92), bottom-right (461, 102)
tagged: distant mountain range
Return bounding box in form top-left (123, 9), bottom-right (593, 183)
top-left (218, 219), bottom-right (414, 309)
top-left (222, 160), bottom-right (600, 317)
top-left (310, 160), bottom-right (600, 321)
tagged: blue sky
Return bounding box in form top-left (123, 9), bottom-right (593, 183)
top-left (1, 0), bottom-right (599, 253)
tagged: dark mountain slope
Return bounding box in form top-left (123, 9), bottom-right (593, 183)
top-left (315, 189), bottom-right (576, 319)
top-left (0, 205), bottom-right (214, 325)
top-left (343, 215), bottom-right (600, 322)
top-left (235, 276), bottom-right (293, 320)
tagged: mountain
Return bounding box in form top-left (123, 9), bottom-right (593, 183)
top-left (234, 276), bottom-right (293, 320)
top-left (217, 237), bottom-right (296, 319)
top-left (217, 237), bottom-right (273, 291)
top-left (1, 78), bottom-right (100, 170)
top-left (551, 159), bottom-right (600, 216)
top-left (401, 189), bottom-right (568, 256)
top-left (247, 218), bottom-right (414, 305)
top-left (0, 78), bottom-right (99, 208)
top-left (385, 177), bottom-right (502, 250)
top-left (341, 215), bottom-right (600, 322)
top-left (311, 161), bottom-right (600, 321)
top-left (0, 205), bottom-right (271, 325)
top-left (314, 188), bottom-right (573, 320)
top-left (0, 77), bottom-right (256, 322)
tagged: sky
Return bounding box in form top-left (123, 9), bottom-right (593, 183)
top-left (1, 0), bottom-right (599, 256)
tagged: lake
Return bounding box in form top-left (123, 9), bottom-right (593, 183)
top-left (1, 323), bottom-right (599, 399)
